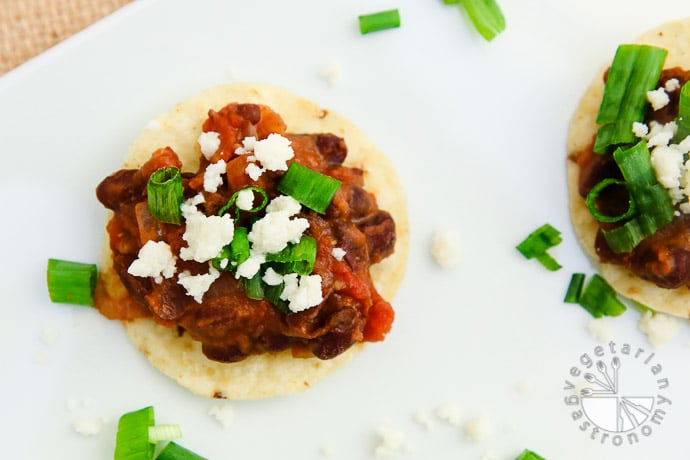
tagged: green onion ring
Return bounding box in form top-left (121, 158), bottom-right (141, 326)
top-left (217, 186), bottom-right (269, 218)
top-left (585, 178), bottom-right (637, 223)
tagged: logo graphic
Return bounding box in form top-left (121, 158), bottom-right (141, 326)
top-left (563, 342), bottom-right (671, 446)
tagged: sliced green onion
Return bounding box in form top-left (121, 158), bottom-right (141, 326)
top-left (585, 178), bottom-right (636, 223)
top-left (516, 224), bottom-right (562, 271)
top-left (114, 406), bottom-right (155, 460)
top-left (46, 258), bottom-right (97, 306)
top-left (212, 227), bottom-right (250, 271)
top-left (515, 449), bottom-right (546, 460)
top-left (593, 45), bottom-right (667, 153)
top-left (156, 442), bottom-right (208, 460)
top-left (277, 162), bottom-right (342, 214)
top-left (148, 424), bottom-right (183, 443)
top-left (458, 0), bottom-right (505, 41)
top-left (564, 273), bottom-right (586, 304)
top-left (599, 142), bottom-right (674, 253)
top-left (675, 82), bottom-right (690, 142)
top-left (217, 186), bottom-right (269, 219)
top-left (577, 274), bottom-right (627, 318)
top-left (266, 235), bottom-right (317, 275)
top-left (358, 9), bottom-right (401, 34)
top-left (242, 272), bottom-right (265, 300)
top-left (147, 167), bottom-right (184, 224)
top-left (263, 283), bottom-right (290, 314)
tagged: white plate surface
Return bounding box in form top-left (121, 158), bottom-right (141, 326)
top-left (2, 1), bottom-right (690, 459)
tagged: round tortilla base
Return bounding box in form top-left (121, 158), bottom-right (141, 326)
top-left (101, 83), bottom-right (409, 399)
top-left (567, 18), bottom-right (690, 318)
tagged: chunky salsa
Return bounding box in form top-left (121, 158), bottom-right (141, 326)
top-left (95, 102), bottom-right (396, 363)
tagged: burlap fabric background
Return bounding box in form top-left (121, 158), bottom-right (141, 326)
top-left (0, 0), bottom-right (134, 75)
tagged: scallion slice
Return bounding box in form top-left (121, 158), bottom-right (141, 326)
top-left (358, 9), bottom-right (401, 34)
top-left (675, 81), bottom-right (690, 142)
top-left (148, 424), bottom-right (183, 444)
top-left (242, 272), bottom-right (265, 300)
top-left (585, 178), bottom-right (636, 223)
top-left (217, 186), bottom-right (269, 219)
top-left (598, 142), bottom-right (674, 252)
top-left (265, 235), bottom-right (317, 275)
top-left (156, 442), bottom-right (208, 460)
top-left (114, 406), bottom-right (155, 460)
top-left (515, 449), bottom-right (546, 460)
top-left (564, 273), bottom-right (586, 304)
top-left (577, 274), bottom-right (627, 318)
top-left (147, 167), bottom-right (184, 224)
top-left (458, 0), bottom-right (505, 41)
top-left (593, 44), bottom-right (667, 153)
top-left (46, 258), bottom-right (97, 306)
top-left (277, 162), bottom-right (342, 214)
top-left (516, 224), bottom-right (562, 271)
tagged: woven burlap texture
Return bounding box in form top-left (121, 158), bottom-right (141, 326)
top-left (0, 0), bottom-right (133, 74)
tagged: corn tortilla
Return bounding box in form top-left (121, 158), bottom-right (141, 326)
top-left (567, 18), bottom-right (690, 318)
top-left (98, 83), bottom-right (409, 399)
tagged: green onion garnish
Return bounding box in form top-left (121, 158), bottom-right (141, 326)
top-left (212, 227), bottom-right (250, 271)
top-left (147, 167), bottom-right (184, 224)
top-left (358, 9), bottom-right (401, 34)
top-left (217, 186), bottom-right (269, 219)
top-left (598, 141), bottom-right (674, 252)
top-left (242, 272), bottom-right (265, 300)
top-left (114, 406), bottom-right (155, 460)
top-left (277, 162), bottom-right (342, 214)
top-left (458, 0), bottom-right (505, 41)
top-left (585, 178), bottom-right (637, 223)
top-left (516, 224), bottom-right (562, 271)
top-left (564, 273), bottom-right (586, 304)
top-left (577, 274), bottom-right (627, 318)
top-left (515, 449), bottom-right (546, 460)
top-left (593, 44), bottom-right (667, 153)
top-left (148, 424), bottom-right (183, 443)
top-left (157, 442), bottom-right (208, 460)
top-left (46, 258), bottom-right (97, 306)
top-left (265, 235), bottom-right (317, 276)
top-left (675, 82), bottom-right (690, 142)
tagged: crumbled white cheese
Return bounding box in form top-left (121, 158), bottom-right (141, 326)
top-left (587, 317), bottom-right (614, 343)
top-left (245, 162), bottom-right (264, 181)
top-left (266, 195), bottom-right (302, 215)
top-left (73, 418), bottom-right (103, 436)
top-left (651, 145), bottom-right (684, 189)
top-left (203, 159), bottom-right (227, 193)
top-left (41, 326), bottom-right (59, 345)
top-left (320, 59), bottom-right (342, 87)
top-left (234, 252), bottom-right (266, 279)
top-left (374, 426), bottom-right (406, 457)
top-left (127, 240), bottom-right (177, 283)
top-left (179, 197), bottom-right (234, 263)
top-left (464, 414), bottom-right (493, 441)
top-left (413, 410), bottom-right (434, 431)
top-left (248, 208), bottom-right (309, 254)
top-left (253, 133), bottom-right (294, 171)
top-left (435, 402), bottom-right (461, 427)
top-left (262, 267), bottom-right (284, 286)
top-left (198, 131), bottom-right (221, 160)
top-left (647, 87), bottom-right (670, 111)
top-left (665, 78), bottom-right (681, 93)
top-left (208, 402), bottom-right (234, 428)
top-left (234, 136), bottom-right (256, 155)
top-left (647, 120), bottom-right (677, 147)
top-left (235, 188), bottom-right (255, 211)
top-left (331, 247), bottom-right (346, 261)
top-left (178, 265), bottom-right (221, 303)
top-left (638, 310), bottom-right (680, 348)
top-left (632, 121), bottom-right (649, 138)
top-left (430, 229), bottom-right (461, 268)
top-left (280, 273), bottom-right (324, 312)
